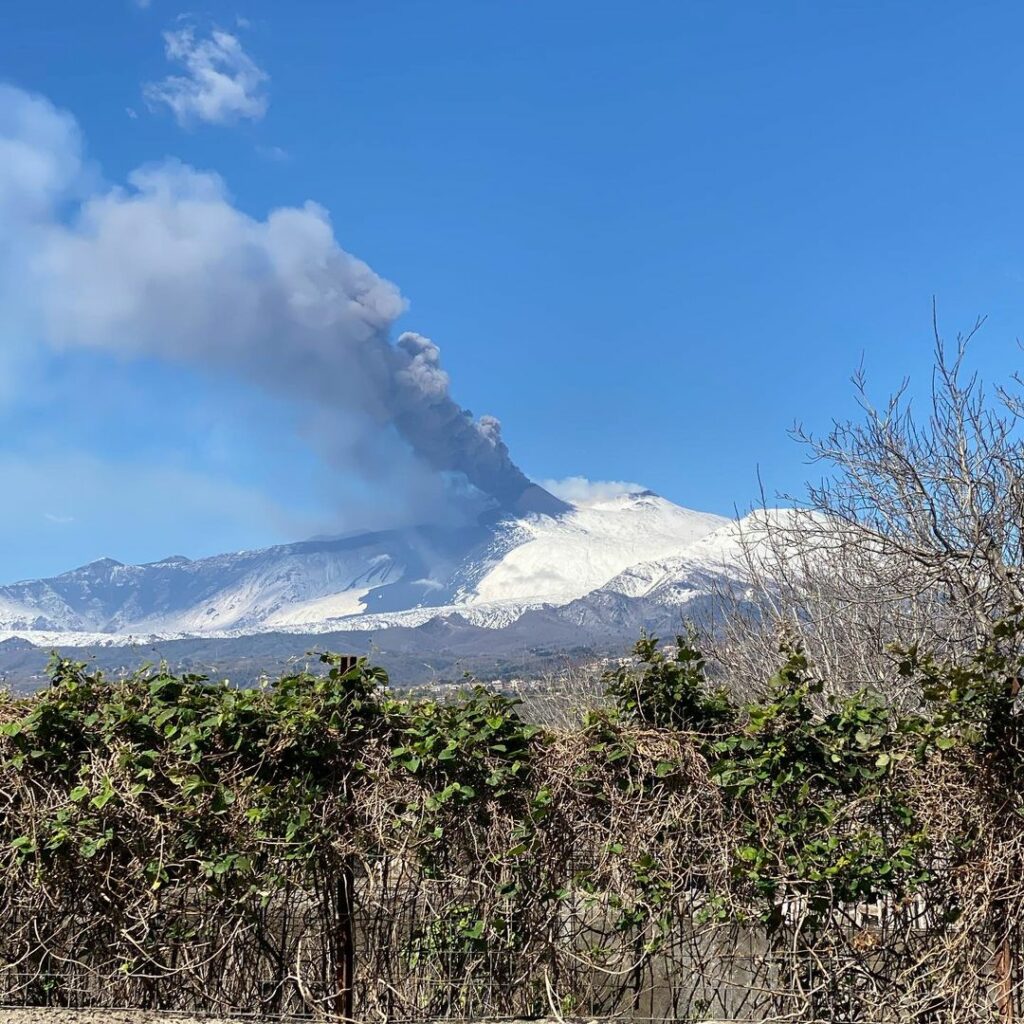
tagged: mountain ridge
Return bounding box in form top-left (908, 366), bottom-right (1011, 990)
top-left (0, 490), bottom-right (755, 685)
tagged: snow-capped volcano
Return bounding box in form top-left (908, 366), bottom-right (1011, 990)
top-left (0, 488), bottom-right (751, 660)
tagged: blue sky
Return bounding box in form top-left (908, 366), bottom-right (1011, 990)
top-left (3, 0), bottom-right (1024, 581)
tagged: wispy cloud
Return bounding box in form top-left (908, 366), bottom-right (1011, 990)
top-left (540, 476), bottom-right (646, 506)
top-left (256, 143), bottom-right (289, 162)
top-left (0, 452), bottom-right (315, 581)
top-left (144, 25), bottom-right (268, 126)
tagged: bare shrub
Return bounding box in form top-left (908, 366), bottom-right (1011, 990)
top-left (705, 312), bottom-right (1024, 699)
top-left (503, 659), bottom-right (611, 727)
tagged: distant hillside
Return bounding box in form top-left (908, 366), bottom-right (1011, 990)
top-left (0, 489), bottom-right (761, 689)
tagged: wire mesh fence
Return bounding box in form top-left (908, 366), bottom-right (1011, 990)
top-left (2, 656), bottom-right (1024, 1022)
top-left (0, 867), bottom-right (1020, 1022)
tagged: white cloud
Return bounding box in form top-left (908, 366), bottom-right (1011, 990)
top-left (540, 476), bottom-right (647, 506)
top-left (0, 86), bottom-right (86, 412)
top-left (43, 512), bottom-right (75, 525)
top-left (0, 84), bottom-right (82, 221)
top-left (144, 26), bottom-right (268, 126)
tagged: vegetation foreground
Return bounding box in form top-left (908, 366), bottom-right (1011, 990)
top-left (0, 626), bottom-right (1023, 1022)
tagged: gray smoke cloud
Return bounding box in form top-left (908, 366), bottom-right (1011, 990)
top-left (2, 85), bottom-right (565, 518)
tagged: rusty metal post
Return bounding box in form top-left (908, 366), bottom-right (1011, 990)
top-left (996, 931), bottom-right (1016, 1024)
top-left (332, 654), bottom-right (358, 1021)
top-left (336, 856), bottom-right (355, 1022)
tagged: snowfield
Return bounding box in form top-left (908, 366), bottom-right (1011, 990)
top-left (469, 491), bottom-right (726, 604)
top-left (0, 488), bottom-right (767, 649)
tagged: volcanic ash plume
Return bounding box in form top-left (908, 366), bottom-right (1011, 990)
top-left (392, 333), bottom-right (566, 514)
top-left (1, 85), bottom-right (566, 517)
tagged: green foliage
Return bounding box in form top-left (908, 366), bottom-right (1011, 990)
top-left (898, 614), bottom-right (1024, 759)
top-left (604, 631), bottom-right (735, 732)
top-left (3, 622), bottom-right (1024, 982)
top-left (388, 685), bottom-right (541, 802)
top-left (710, 648), bottom-right (931, 928)
top-left (0, 653), bottom-right (395, 887)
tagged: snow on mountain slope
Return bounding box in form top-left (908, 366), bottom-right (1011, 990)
top-left (261, 587), bottom-right (376, 627)
top-left (0, 489), bottom-right (739, 642)
top-left (592, 510), bottom-right (806, 612)
top-left (0, 525), bottom-right (490, 635)
top-left (238, 494), bottom-right (729, 632)
top-left (468, 491), bottom-right (727, 605)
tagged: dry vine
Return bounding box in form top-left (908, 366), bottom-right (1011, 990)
top-left (0, 631), bottom-right (1023, 1023)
